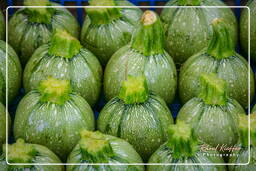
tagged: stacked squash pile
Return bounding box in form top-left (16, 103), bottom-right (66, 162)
top-left (0, 0), bottom-right (256, 170)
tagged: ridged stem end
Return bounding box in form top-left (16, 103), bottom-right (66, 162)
top-left (207, 18), bottom-right (235, 59)
top-left (86, 0), bottom-right (121, 24)
top-left (199, 73), bottom-right (228, 106)
top-left (178, 0), bottom-right (202, 5)
top-left (79, 130), bottom-right (114, 163)
top-left (38, 77), bottom-right (71, 105)
top-left (118, 75), bottom-right (149, 104)
top-left (24, 0), bottom-right (54, 24)
top-left (48, 29), bottom-right (82, 58)
top-left (131, 10), bottom-right (165, 56)
top-left (167, 121), bottom-right (198, 159)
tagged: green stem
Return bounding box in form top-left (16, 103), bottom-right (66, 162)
top-left (48, 29), bottom-right (82, 58)
top-left (118, 75), bottom-right (149, 104)
top-left (131, 10), bottom-right (165, 56)
top-left (24, 0), bottom-right (54, 24)
top-left (199, 73), bottom-right (228, 106)
top-left (178, 0), bottom-right (202, 6)
top-left (5, 139), bottom-right (36, 164)
top-left (167, 121), bottom-right (198, 159)
top-left (79, 130), bottom-right (114, 163)
top-left (238, 114), bottom-right (256, 147)
top-left (207, 18), bottom-right (235, 59)
top-left (86, 0), bottom-right (121, 25)
top-left (38, 77), bottom-right (72, 105)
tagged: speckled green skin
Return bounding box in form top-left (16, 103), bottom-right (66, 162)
top-left (0, 103), bottom-right (10, 150)
top-left (179, 50), bottom-right (255, 108)
top-left (97, 94), bottom-right (174, 161)
top-left (14, 91), bottom-right (95, 161)
top-left (67, 134), bottom-right (144, 171)
top-left (240, 0), bottom-right (256, 61)
top-left (0, 143), bottom-right (64, 171)
top-left (147, 142), bottom-right (226, 171)
top-left (176, 98), bottom-right (245, 147)
top-left (104, 46), bottom-right (177, 104)
top-left (0, 40), bottom-right (22, 104)
top-left (8, 2), bottom-right (80, 66)
top-left (252, 105), bottom-right (256, 113)
top-left (81, 1), bottom-right (142, 66)
top-left (161, 0), bottom-right (237, 65)
top-left (0, 11), bottom-right (5, 40)
top-left (23, 44), bottom-right (102, 107)
top-left (228, 145), bottom-right (256, 171)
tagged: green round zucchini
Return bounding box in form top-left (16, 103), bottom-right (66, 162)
top-left (0, 103), bottom-right (11, 150)
top-left (66, 130), bottom-right (144, 171)
top-left (8, 0), bottom-right (80, 66)
top-left (104, 10), bottom-right (177, 104)
top-left (14, 77), bottom-right (95, 161)
top-left (98, 75), bottom-right (174, 161)
top-left (80, 0), bottom-right (142, 66)
top-left (0, 40), bottom-right (22, 104)
top-left (179, 18), bottom-right (254, 108)
top-left (23, 29), bottom-right (102, 107)
top-left (161, 0), bottom-right (238, 64)
top-left (0, 139), bottom-right (64, 171)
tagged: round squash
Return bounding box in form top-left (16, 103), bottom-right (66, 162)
top-left (240, 0), bottom-right (256, 61)
top-left (0, 40), bottom-right (22, 104)
top-left (177, 73), bottom-right (245, 147)
top-left (228, 114), bottom-right (256, 170)
top-left (0, 11), bottom-right (4, 40)
top-left (14, 77), bottom-right (95, 161)
top-left (179, 18), bottom-right (254, 108)
top-left (8, 0), bottom-right (80, 66)
top-left (98, 75), bottom-right (174, 161)
top-left (161, 0), bottom-right (237, 64)
top-left (0, 139), bottom-right (64, 170)
top-left (80, 0), bottom-right (142, 66)
top-left (0, 103), bottom-right (11, 150)
top-left (23, 29), bottom-right (102, 107)
top-left (66, 130), bottom-right (144, 171)
top-left (147, 121), bottom-right (226, 171)
top-left (104, 10), bottom-right (177, 104)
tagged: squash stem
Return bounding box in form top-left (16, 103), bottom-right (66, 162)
top-left (131, 10), bottom-right (165, 56)
top-left (199, 73), bottom-right (228, 106)
top-left (5, 139), bottom-right (36, 165)
top-left (86, 0), bottom-right (121, 25)
top-left (118, 75), bottom-right (149, 104)
top-left (79, 130), bottom-right (114, 163)
top-left (24, 0), bottom-right (54, 24)
top-left (38, 77), bottom-right (72, 105)
top-left (238, 114), bottom-right (256, 147)
top-left (178, 0), bottom-right (202, 6)
top-left (48, 29), bottom-right (82, 59)
top-left (207, 18), bottom-right (235, 59)
top-left (167, 121), bottom-right (198, 159)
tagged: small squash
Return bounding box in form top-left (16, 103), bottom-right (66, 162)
top-left (23, 29), bottom-right (102, 107)
top-left (8, 0), bottom-right (80, 65)
top-left (177, 73), bottom-right (246, 147)
top-left (0, 139), bottom-right (64, 171)
top-left (228, 114), bottom-right (256, 170)
top-left (81, 0), bottom-right (142, 65)
top-left (98, 75), bottom-right (174, 161)
top-left (14, 77), bottom-right (95, 161)
top-left (66, 130), bottom-right (144, 171)
top-left (179, 18), bottom-right (254, 108)
top-left (147, 121), bottom-right (226, 171)
top-left (104, 10), bottom-right (177, 104)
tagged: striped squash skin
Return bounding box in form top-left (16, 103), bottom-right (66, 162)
top-left (0, 103), bottom-right (10, 150)
top-left (0, 40), bottom-right (22, 104)
top-left (161, 0), bottom-right (237, 64)
top-left (97, 94), bottom-right (174, 161)
top-left (23, 44), bottom-right (102, 107)
top-left (14, 91), bottom-right (95, 161)
top-left (8, 2), bottom-right (80, 66)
